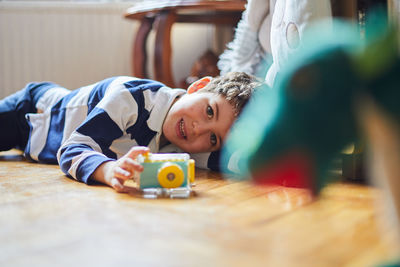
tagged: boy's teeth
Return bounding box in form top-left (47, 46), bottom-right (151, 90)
top-left (180, 119), bottom-right (186, 138)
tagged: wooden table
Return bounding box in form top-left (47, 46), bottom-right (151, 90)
top-left (124, 0), bottom-right (245, 88)
top-left (0, 150), bottom-right (399, 266)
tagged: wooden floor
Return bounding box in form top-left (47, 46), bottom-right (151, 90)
top-left (0, 150), bottom-right (399, 267)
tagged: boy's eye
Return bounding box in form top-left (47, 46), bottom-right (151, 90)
top-left (206, 105), bottom-right (214, 119)
top-left (210, 133), bottom-right (217, 146)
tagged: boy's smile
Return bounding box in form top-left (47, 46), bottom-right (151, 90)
top-left (162, 91), bottom-right (235, 153)
top-left (177, 118), bottom-right (187, 139)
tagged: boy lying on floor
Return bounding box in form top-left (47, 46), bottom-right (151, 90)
top-left (0, 72), bottom-right (259, 192)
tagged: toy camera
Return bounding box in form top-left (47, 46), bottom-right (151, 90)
top-left (136, 152), bottom-right (195, 190)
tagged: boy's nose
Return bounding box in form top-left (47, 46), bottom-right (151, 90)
top-left (192, 121), bottom-right (208, 136)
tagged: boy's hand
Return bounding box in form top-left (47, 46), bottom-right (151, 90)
top-left (92, 146), bottom-right (149, 193)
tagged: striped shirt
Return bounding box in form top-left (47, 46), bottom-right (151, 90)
top-left (24, 76), bottom-right (219, 184)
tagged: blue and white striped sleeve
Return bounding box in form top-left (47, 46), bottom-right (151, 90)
top-left (57, 80), bottom-right (139, 184)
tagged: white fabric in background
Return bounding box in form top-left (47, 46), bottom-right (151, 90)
top-left (265, 0), bottom-right (332, 86)
top-left (218, 0), bottom-right (332, 87)
top-left (218, 0), bottom-right (274, 77)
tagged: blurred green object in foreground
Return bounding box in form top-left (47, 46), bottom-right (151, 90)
top-left (221, 14), bottom-right (400, 193)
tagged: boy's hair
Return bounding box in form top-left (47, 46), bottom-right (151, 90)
top-left (199, 72), bottom-right (260, 116)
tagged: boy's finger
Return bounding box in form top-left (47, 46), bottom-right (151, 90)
top-left (120, 157), bottom-right (144, 173)
top-left (111, 177), bottom-right (124, 190)
top-left (110, 177), bottom-right (129, 193)
top-left (114, 166), bottom-right (132, 179)
top-left (126, 146), bottom-right (149, 159)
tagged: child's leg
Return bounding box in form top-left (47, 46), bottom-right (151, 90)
top-left (0, 82), bottom-right (58, 151)
top-left (0, 91), bottom-right (25, 151)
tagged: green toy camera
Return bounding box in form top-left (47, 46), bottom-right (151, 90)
top-left (136, 152), bottom-right (195, 191)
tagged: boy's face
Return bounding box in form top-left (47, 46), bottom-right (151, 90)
top-left (162, 91), bottom-right (235, 154)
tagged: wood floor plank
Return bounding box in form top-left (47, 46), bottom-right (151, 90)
top-left (0, 150), bottom-right (398, 266)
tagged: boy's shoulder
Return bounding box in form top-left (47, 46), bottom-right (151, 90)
top-left (96, 76), bottom-right (186, 107)
top-left (122, 77), bottom-right (166, 92)
top-left (94, 76), bottom-right (166, 91)
top-left (116, 76), bottom-right (187, 98)
top-left (105, 76), bottom-right (187, 104)
top-left (98, 76), bottom-right (188, 94)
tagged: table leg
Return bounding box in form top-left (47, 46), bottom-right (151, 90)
top-left (154, 10), bottom-right (176, 87)
top-left (133, 16), bottom-right (155, 79)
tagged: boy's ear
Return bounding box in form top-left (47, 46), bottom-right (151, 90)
top-left (187, 76), bottom-right (212, 94)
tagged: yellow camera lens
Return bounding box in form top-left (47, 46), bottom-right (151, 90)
top-left (157, 163), bottom-right (184, 188)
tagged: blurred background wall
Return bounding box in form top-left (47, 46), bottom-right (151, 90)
top-left (0, 1), bottom-right (215, 98)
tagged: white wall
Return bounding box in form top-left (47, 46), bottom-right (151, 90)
top-left (0, 1), bottom-right (215, 98)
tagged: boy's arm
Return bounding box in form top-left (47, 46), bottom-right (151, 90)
top-left (57, 82), bottom-right (144, 188)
